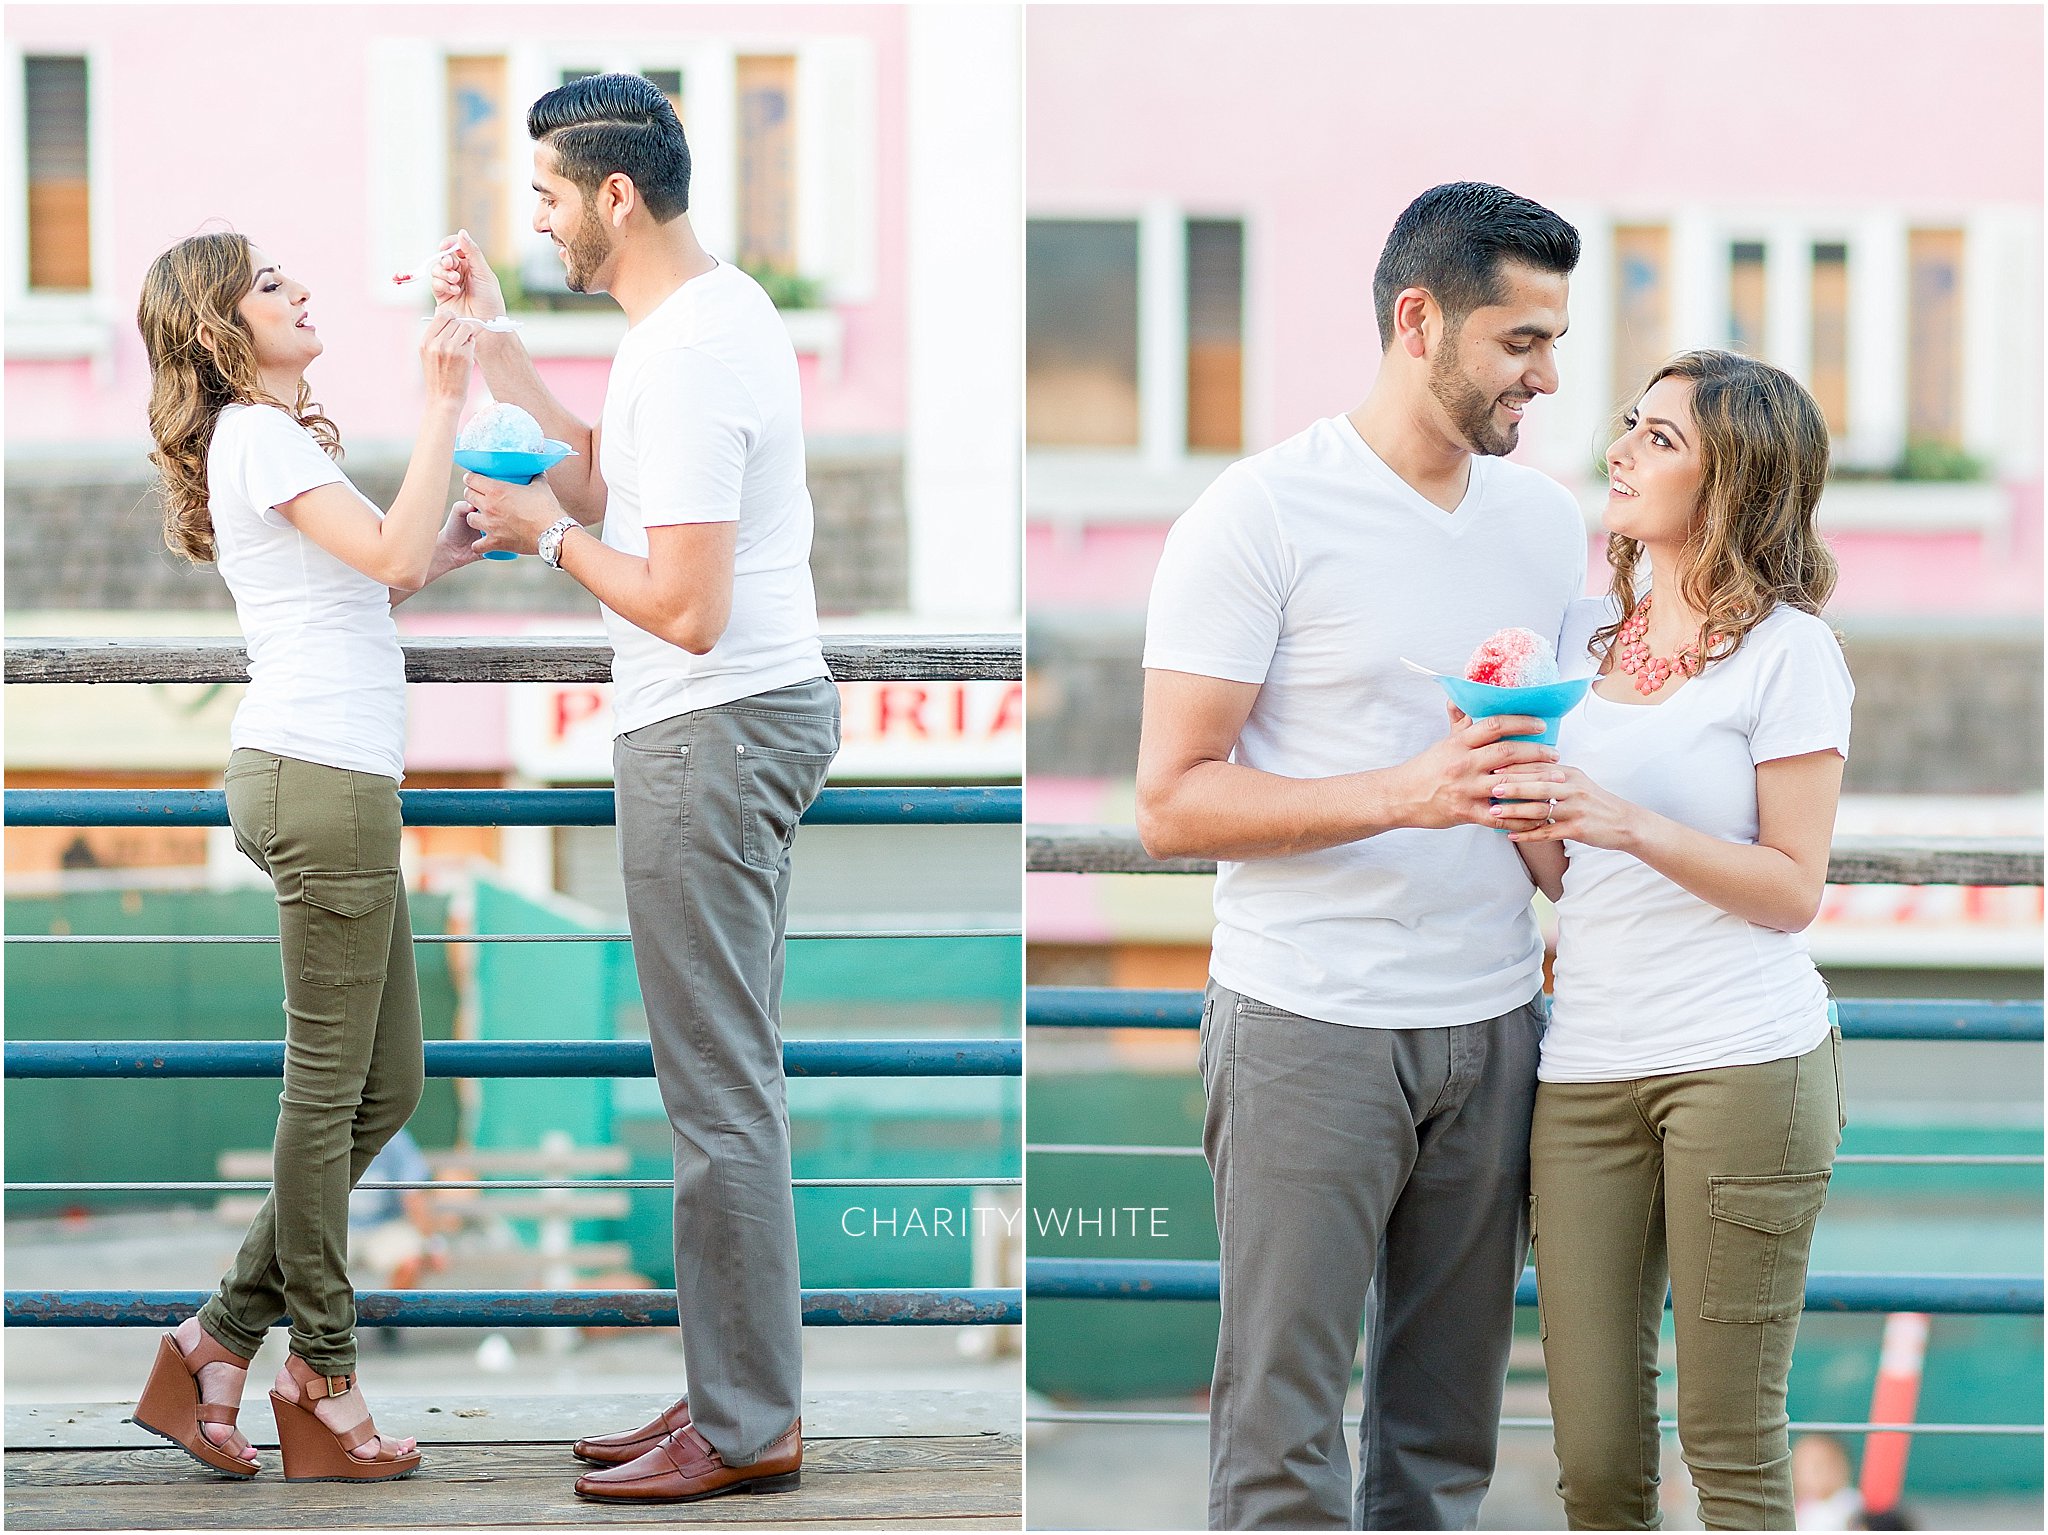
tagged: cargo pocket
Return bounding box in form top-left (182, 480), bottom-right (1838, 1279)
top-left (1700, 1170), bottom-right (1831, 1324)
top-left (298, 870), bottom-right (399, 986)
top-left (1528, 1195), bottom-right (1546, 1339)
top-left (736, 743), bottom-right (835, 873)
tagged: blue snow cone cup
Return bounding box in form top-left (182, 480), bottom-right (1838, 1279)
top-left (1431, 674), bottom-right (1592, 747)
top-left (1432, 673), bottom-right (1594, 833)
top-left (453, 441), bottom-right (578, 559)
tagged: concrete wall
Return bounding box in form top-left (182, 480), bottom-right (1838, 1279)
top-left (5, 446), bottom-right (907, 617)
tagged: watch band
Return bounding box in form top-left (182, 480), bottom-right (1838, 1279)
top-left (538, 516), bottom-right (579, 569)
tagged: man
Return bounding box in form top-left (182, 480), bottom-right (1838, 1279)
top-left (442, 73), bottom-right (835, 1504)
top-left (1136, 183), bottom-right (1585, 1530)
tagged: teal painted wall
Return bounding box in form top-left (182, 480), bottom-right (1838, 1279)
top-left (4, 888), bottom-right (460, 1215)
top-left (1024, 1068), bottom-right (2045, 1495)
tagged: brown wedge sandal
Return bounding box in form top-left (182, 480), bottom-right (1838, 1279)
top-left (269, 1355), bottom-right (422, 1483)
top-left (131, 1328), bottom-right (260, 1478)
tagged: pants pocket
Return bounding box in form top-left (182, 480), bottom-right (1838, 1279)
top-left (224, 756), bottom-right (278, 871)
top-left (297, 869), bottom-right (399, 986)
top-left (1196, 990), bottom-right (1219, 1085)
top-left (1830, 1020), bottom-right (1848, 1132)
top-left (736, 743), bottom-right (835, 873)
top-left (1700, 1170), bottom-right (1831, 1323)
top-left (615, 736), bottom-right (693, 887)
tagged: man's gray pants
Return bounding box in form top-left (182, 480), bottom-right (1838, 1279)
top-left (613, 677), bottom-right (840, 1467)
top-left (1199, 980), bottom-right (1543, 1530)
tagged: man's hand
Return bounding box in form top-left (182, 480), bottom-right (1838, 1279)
top-left (464, 474), bottom-right (564, 557)
top-left (1139, 672), bottom-right (1563, 860)
top-left (1388, 705), bottom-right (1562, 830)
top-left (429, 230), bottom-right (507, 323)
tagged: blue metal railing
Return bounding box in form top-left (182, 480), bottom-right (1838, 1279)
top-left (7, 1288), bottom-right (1020, 1329)
top-left (1027, 987), bottom-right (2045, 1043)
top-left (4, 785), bottom-right (1020, 828)
top-left (1022, 827), bottom-right (2046, 1332)
top-left (5, 635), bottom-right (1024, 1335)
top-left (1026, 1258), bottom-right (2045, 1316)
top-left (4, 1038), bottom-right (1021, 1080)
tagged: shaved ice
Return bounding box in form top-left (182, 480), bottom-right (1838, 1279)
top-left (459, 402), bottom-right (545, 454)
top-left (1465, 627), bottom-right (1560, 688)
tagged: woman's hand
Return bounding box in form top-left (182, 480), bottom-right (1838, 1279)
top-left (418, 314), bottom-right (479, 404)
top-left (1489, 763), bottom-right (1643, 851)
top-left (389, 503), bottom-right (484, 604)
top-left (429, 230), bottom-right (507, 323)
top-left (432, 501), bottom-right (486, 573)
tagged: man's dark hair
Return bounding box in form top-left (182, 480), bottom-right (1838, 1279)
top-left (528, 73), bottom-right (691, 222)
top-left (1372, 182), bottom-right (1580, 349)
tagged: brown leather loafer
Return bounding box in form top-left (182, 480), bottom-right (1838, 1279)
top-left (573, 1419), bottom-right (800, 1504)
top-left (571, 1394), bottom-right (691, 1466)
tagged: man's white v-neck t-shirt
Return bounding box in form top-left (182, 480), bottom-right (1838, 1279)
top-left (597, 260), bottom-right (827, 734)
top-left (1144, 415), bottom-right (1587, 1029)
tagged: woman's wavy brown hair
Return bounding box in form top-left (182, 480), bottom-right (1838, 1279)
top-left (137, 231), bottom-right (342, 563)
top-left (1592, 348), bottom-right (1838, 671)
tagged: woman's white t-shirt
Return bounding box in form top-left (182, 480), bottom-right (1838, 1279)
top-left (1540, 597), bottom-right (1853, 1082)
top-left (207, 404), bottom-right (408, 780)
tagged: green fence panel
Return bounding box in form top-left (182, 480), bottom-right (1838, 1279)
top-left (4, 888), bottom-right (458, 1215)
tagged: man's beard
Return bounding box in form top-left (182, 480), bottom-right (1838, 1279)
top-left (1429, 334), bottom-right (1519, 457)
top-left (562, 207), bottom-right (615, 294)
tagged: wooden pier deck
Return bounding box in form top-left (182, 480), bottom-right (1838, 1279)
top-left (5, 1390), bottom-right (1020, 1530)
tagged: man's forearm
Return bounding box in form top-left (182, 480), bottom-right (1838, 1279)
top-left (555, 527), bottom-right (726, 655)
top-left (475, 331), bottom-right (606, 524)
top-left (1137, 759), bottom-right (1422, 861)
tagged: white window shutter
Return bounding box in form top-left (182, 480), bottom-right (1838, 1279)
top-left (795, 37), bottom-right (876, 305)
top-left (366, 38), bottom-right (446, 308)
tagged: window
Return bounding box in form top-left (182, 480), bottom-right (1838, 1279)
top-left (736, 54), bottom-right (797, 276)
top-left (24, 55), bottom-right (89, 292)
top-left (1611, 224), bottom-right (1669, 403)
top-left (1026, 219), bottom-right (1140, 447)
top-left (446, 56), bottom-right (510, 264)
top-left (1907, 228), bottom-right (1964, 447)
top-left (1810, 242), bottom-right (1850, 436)
top-left (377, 40), bottom-right (872, 348)
top-left (1185, 219), bottom-right (1244, 453)
top-left (1727, 241), bottom-right (1766, 356)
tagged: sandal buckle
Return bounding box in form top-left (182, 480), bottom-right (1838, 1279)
top-left (327, 1373), bottom-right (354, 1399)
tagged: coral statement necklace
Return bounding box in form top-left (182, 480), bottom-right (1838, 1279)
top-left (1614, 595), bottom-right (1724, 695)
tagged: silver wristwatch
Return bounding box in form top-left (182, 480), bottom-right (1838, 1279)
top-left (537, 516), bottom-right (579, 569)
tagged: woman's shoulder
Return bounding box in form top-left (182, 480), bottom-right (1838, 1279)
top-left (1740, 603), bottom-right (1843, 660)
top-left (210, 401), bottom-right (312, 459)
top-left (216, 400), bottom-right (308, 437)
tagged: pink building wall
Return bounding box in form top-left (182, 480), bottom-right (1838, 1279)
top-left (1027, 4), bottom-right (2041, 448)
top-left (1025, 6), bottom-right (2043, 620)
top-left (5, 5), bottom-right (908, 447)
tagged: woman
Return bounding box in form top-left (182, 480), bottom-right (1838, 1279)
top-left (1490, 350), bottom-right (1853, 1529)
top-left (130, 231), bottom-right (480, 1481)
